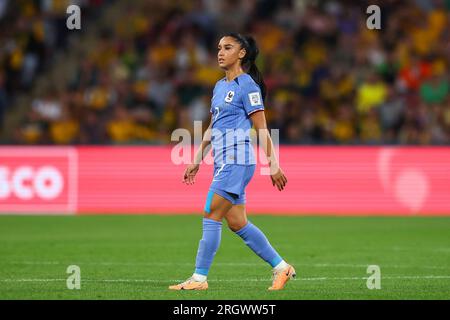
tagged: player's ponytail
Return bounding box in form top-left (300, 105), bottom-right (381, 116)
top-left (226, 33), bottom-right (267, 102)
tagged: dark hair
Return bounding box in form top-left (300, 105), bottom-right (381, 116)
top-left (224, 33), bottom-right (267, 101)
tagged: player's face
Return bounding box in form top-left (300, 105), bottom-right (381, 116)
top-left (217, 37), bottom-right (246, 70)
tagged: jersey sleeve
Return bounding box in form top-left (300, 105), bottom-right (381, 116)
top-left (242, 81), bottom-right (264, 116)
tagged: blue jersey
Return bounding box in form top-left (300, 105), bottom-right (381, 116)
top-left (210, 73), bottom-right (264, 165)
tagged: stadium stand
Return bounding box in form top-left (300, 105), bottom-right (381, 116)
top-left (1, 0), bottom-right (449, 145)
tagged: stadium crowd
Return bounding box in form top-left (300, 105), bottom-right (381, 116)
top-left (1, 0), bottom-right (449, 145)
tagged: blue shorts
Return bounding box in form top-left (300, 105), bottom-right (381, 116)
top-left (204, 164), bottom-right (256, 210)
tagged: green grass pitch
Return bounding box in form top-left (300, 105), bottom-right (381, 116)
top-left (0, 215), bottom-right (449, 299)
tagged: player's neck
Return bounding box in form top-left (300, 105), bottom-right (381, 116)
top-left (225, 65), bottom-right (245, 82)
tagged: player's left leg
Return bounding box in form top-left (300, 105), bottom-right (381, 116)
top-left (225, 204), bottom-right (296, 290)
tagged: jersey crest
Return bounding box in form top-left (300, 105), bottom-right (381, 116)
top-left (225, 90), bottom-right (235, 103)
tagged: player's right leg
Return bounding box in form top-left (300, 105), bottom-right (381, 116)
top-left (168, 191), bottom-right (233, 290)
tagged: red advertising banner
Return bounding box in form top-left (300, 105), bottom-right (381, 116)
top-left (0, 147), bottom-right (77, 214)
top-left (0, 146), bottom-right (449, 215)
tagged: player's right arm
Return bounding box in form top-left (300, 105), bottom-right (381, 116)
top-left (182, 115), bottom-right (213, 185)
top-left (250, 109), bottom-right (287, 191)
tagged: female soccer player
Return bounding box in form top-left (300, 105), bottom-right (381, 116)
top-left (169, 33), bottom-right (295, 291)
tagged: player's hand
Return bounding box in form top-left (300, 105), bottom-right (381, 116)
top-left (270, 166), bottom-right (287, 191)
top-left (183, 164), bottom-right (200, 185)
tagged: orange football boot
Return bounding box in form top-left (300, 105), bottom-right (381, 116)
top-left (168, 277), bottom-right (208, 290)
top-left (268, 264), bottom-right (296, 290)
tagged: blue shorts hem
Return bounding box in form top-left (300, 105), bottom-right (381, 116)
top-left (209, 188), bottom-right (239, 205)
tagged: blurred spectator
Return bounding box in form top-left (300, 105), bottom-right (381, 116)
top-left (378, 87), bottom-right (406, 143)
top-left (106, 105), bottom-right (136, 144)
top-left (79, 110), bottom-right (106, 144)
top-left (0, 0), bottom-right (8, 19)
top-left (397, 55), bottom-right (432, 92)
top-left (359, 108), bottom-right (382, 144)
top-left (420, 72), bottom-right (449, 104)
top-left (49, 106), bottom-right (79, 144)
top-left (148, 68), bottom-right (175, 114)
top-left (0, 71), bottom-right (7, 132)
top-left (16, 109), bottom-right (47, 144)
top-left (31, 91), bottom-right (63, 122)
top-left (356, 72), bottom-right (387, 114)
top-left (332, 104), bottom-right (356, 144)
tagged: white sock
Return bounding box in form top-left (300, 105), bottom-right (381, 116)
top-left (273, 260), bottom-right (289, 272)
top-left (192, 273), bottom-right (207, 282)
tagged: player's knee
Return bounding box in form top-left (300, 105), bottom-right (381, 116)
top-left (227, 223), bottom-right (240, 232)
top-left (227, 218), bottom-right (247, 232)
top-left (204, 207), bottom-right (223, 222)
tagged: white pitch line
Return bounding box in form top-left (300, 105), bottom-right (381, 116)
top-left (1, 276), bottom-right (450, 283)
top-left (6, 261), bottom-right (450, 270)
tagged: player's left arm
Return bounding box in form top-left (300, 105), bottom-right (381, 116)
top-left (250, 110), bottom-right (288, 191)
